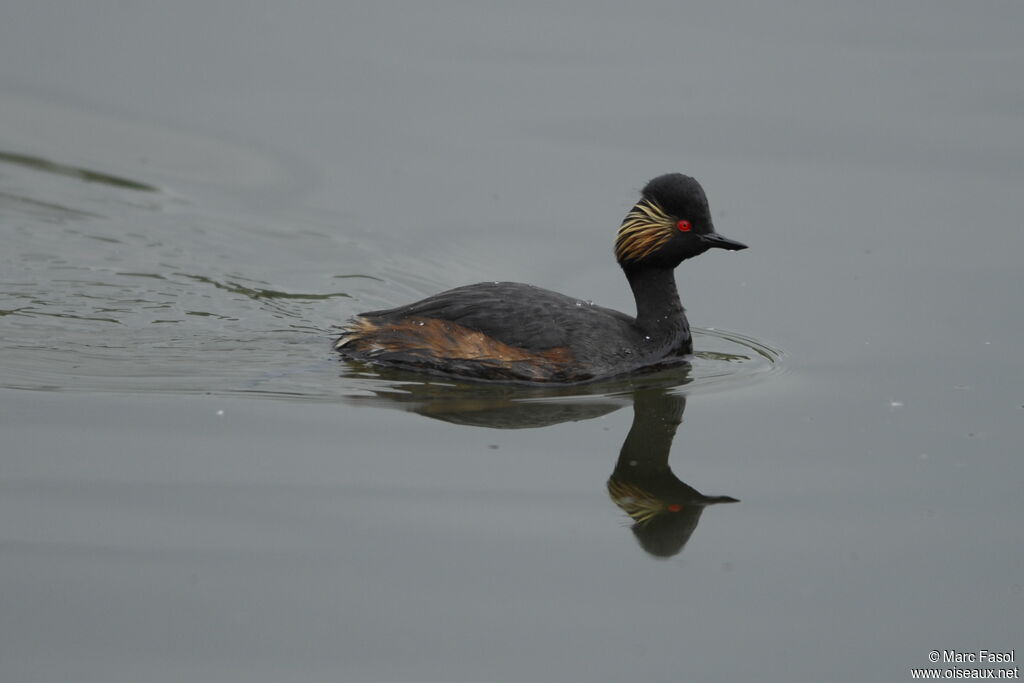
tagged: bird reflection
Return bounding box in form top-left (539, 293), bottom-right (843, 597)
top-left (607, 389), bottom-right (737, 558)
top-left (341, 364), bottom-right (738, 558)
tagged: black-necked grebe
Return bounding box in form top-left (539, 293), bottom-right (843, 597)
top-left (335, 173), bottom-right (747, 383)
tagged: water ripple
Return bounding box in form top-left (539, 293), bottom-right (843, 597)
top-left (0, 150), bottom-right (158, 192)
top-left (0, 137), bottom-right (780, 403)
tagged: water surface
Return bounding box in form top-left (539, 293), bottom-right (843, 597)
top-left (1, 2), bottom-right (1022, 682)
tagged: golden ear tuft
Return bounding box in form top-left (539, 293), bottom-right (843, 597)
top-left (607, 479), bottom-right (667, 525)
top-left (614, 199), bottom-right (674, 263)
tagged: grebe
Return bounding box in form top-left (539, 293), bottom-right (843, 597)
top-left (335, 173), bottom-right (746, 383)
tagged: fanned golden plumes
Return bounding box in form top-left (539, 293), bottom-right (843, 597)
top-left (614, 198), bottom-right (675, 264)
top-left (607, 479), bottom-right (667, 525)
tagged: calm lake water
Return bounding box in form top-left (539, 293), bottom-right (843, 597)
top-left (2, 2), bottom-right (1022, 682)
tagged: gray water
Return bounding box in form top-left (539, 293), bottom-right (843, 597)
top-left (2, 2), bottom-right (1022, 682)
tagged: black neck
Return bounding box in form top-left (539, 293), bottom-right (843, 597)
top-left (624, 266), bottom-right (685, 336)
top-left (614, 390), bottom-right (685, 477)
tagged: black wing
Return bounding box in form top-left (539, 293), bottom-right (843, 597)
top-left (360, 281), bottom-right (635, 352)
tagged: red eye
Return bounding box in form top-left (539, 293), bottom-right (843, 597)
top-left (677, 220), bottom-right (692, 232)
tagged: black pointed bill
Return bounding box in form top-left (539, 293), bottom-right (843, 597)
top-left (702, 232), bottom-right (748, 251)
